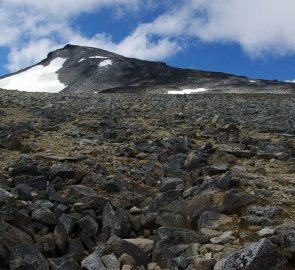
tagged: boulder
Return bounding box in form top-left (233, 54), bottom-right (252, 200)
top-left (96, 237), bottom-right (150, 267)
top-left (152, 227), bottom-right (209, 268)
top-left (32, 207), bottom-right (57, 226)
top-left (76, 215), bottom-right (99, 238)
top-left (160, 177), bottom-right (183, 192)
top-left (0, 188), bottom-right (14, 204)
top-left (270, 228), bottom-right (295, 259)
top-left (101, 253), bottom-right (120, 270)
top-left (56, 259), bottom-right (81, 270)
top-left (9, 244), bottom-right (50, 270)
top-left (0, 221), bottom-right (33, 252)
top-left (12, 175), bottom-right (47, 190)
top-left (188, 190), bottom-right (254, 229)
top-left (13, 184), bottom-right (33, 200)
top-left (147, 190), bottom-right (182, 212)
top-left (81, 251), bottom-right (106, 270)
top-left (155, 199), bottom-right (190, 228)
top-left (214, 238), bottom-right (287, 270)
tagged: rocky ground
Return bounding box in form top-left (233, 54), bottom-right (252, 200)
top-left (0, 89), bottom-right (295, 270)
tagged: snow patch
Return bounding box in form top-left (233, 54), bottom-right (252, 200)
top-left (249, 80), bottom-right (256, 83)
top-left (168, 88), bottom-right (209, 94)
top-left (98, 60), bottom-right (112, 68)
top-left (0, 57), bottom-right (67, 93)
top-left (78, 58), bottom-right (85, 62)
top-left (89, 56), bottom-right (108, 59)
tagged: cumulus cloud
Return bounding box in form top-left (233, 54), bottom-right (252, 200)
top-left (2, 0), bottom-right (295, 72)
top-left (137, 0), bottom-right (295, 57)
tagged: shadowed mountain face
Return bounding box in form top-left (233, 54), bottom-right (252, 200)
top-left (0, 44), bottom-right (295, 93)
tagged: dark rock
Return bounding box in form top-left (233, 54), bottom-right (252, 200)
top-left (72, 196), bottom-right (109, 214)
top-left (102, 203), bottom-right (121, 237)
top-left (188, 190), bottom-right (254, 229)
top-left (196, 172), bottom-right (241, 193)
top-left (0, 243), bottom-right (7, 268)
top-left (115, 208), bottom-right (131, 238)
top-left (35, 234), bottom-right (56, 256)
top-left (270, 228), bottom-right (295, 259)
top-left (54, 204), bottom-right (70, 217)
top-left (147, 190), bottom-right (182, 212)
top-left (9, 244), bottom-right (50, 270)
top-left (54, 213), bottom-right (80, 252)
top-left (49, 167), bottom-right (76, 182)
top-left (96, 237), bottom-right (150, 267)
top-left (214, 238), bottom-right (287, 270)
top-left (12, 175), bottom-right (47, 190)
top-left (241, 215), bottom-right (276, 226)
top-left (241, 205), bottom-right (283, 226)
top-left (5, 135), bottom-right (23, 151)
top-left (143, 176), bottom-right (157, 187)
top-left (103, 129), bottom-right (118, 139)
top-left (153, 227), bottom-right (209, 268)
top-left (102, 203), bottom-right (130, 238)
top-left (35, 154), bottom-right (86, 162)
top-left (9, 165), bottom-right (39, 177)
top-left (221, 189), bottom-right (255, 213)
top-left (224, 149), bottom-right (255, 158)
top-left (203, 162), bottom-right (229, 176)
top-left (174, 136), bottom-right (189, 153)
top-left (67, 185), bottom-right (98, 203)
top-left (33, 199), bottom-right (54, 209)
top-left (49, 176), bottom-right (66, 191)
top-left (0, 173), bottom-right (8, 188)
top-left (155, 199), bottom-right (190, 228)
top-left (140, 213), bottom-right (157, 229)
top-left (81, 251), bottom-right (106, 270)
top-left (13, 184), bottom-right (33, 200)
top-left (76, 215), bottom-right (99, 238)
top-left (21, 143), bottom-right (35, 153)
top-left (0, 221), bottom-right (33, 252)
top-left (45, 186), bottom-right (67, 203)
top-left (102, 180), bottom-right (123, 193)
top-left (184, 151), bottom-right (203, 170)
top-left (56, 259), bottom-right (81, 270)
top-left (174, 256), bottom-right (188, 270)
top-left (0, 188), bottom-right (14, 204)
top-left (160, 177), bottom-right (183, 192)
top-left (32, 207), bottom-right (57, 226)
top-left (198, 211), bottom-right (233, 231)
top-left (248, 205), bottom-right (284, 218)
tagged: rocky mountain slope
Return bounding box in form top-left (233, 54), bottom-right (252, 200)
top-left (0, 44), bottom-right (295, 94)
top-left (0, 89), bottom-right (295, 269)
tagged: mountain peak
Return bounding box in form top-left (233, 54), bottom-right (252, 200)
top-left (0, 44), bottom-right (294, 94)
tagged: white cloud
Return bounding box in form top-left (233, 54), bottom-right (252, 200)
top-left (2, 0), bottom-right (295, 72)
top-left (6, 39), bottom-right (62, 71)
top-left (134, 0), bottom-right (295, 58)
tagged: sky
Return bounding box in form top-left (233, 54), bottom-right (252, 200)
top-left (1, 0), bottom-right (295, 82)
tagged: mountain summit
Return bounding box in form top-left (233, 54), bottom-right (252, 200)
top-left (0, 44), bottom-right (294, 93)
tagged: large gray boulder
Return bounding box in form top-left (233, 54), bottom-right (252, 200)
top-left (0, 221), bottom-right (33, 252)
top-left (214, 238), bottom-right (287, 270)
top-left (9, 244), bottom-right (50, 270)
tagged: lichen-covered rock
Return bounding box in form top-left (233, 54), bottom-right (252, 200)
top-left (214, 238), bottom-right (287, 270)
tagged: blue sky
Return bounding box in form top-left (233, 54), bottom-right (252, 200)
top-left (1, 0), bottom-right (295, 82)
